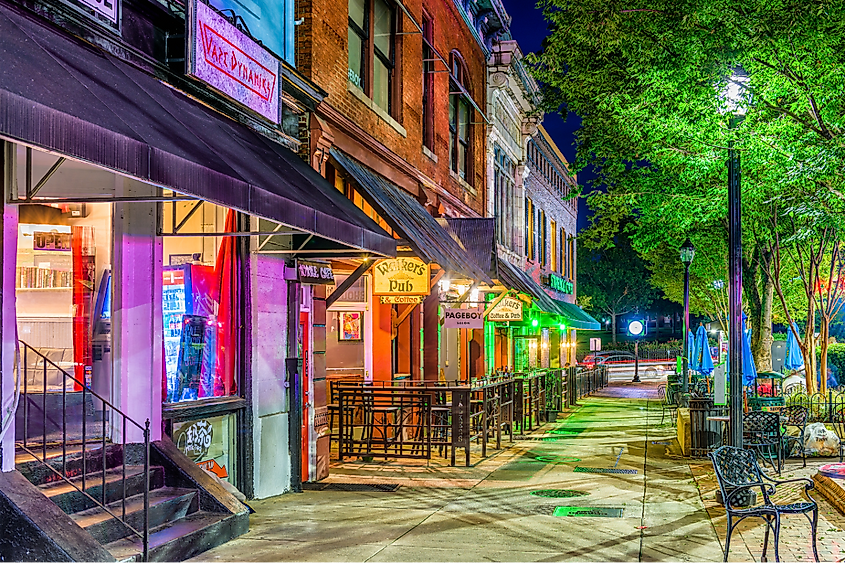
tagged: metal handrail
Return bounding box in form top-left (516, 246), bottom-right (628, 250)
top-left (17, 340), bottom-right (150, 561)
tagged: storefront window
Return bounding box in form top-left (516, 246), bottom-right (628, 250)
top-left (162, 205), bottom-right (242, 404)
top-left (16, 202), bottom-right (113, 396)
top-left (172, 413), bottom-right (237, 484)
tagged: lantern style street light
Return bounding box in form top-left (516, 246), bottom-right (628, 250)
top-left (720, 65), bottom-right (750, 448)
top-left (679, 238), bottom-right (695, 394)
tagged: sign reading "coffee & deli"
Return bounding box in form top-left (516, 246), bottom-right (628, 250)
top-left (373, 257), bottom-right (430, 296)
top-left (443, 307), bottom-right (484, 329)
top-left (188, 0), bottom-right (280, 123)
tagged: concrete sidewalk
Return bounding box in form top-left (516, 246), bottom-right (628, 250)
top-left (189, 381), bottom-right (724, 562)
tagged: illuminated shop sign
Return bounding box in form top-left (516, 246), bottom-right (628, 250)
top-left (546, 273), bottom-right (573, 295)
top-left (488, 296), bottom-right (524, 322)
top-left (444, 307), bottom-right (484, 329)
top-left (297, 260), bottom-right (334, 285)
top-left (373, 257), bottom-right (430, 296)
top-left (380, 296), bottom-right (425, 304)
top-left (188, 0), bottom-right (280, 123)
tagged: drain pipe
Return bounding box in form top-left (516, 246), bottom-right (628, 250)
top-left (285, 265), bottom-right (303, 493)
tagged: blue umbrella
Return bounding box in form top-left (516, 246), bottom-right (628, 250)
top-left (694, 325), bottom-right (714, 376)
top-left (742, 318), bottom-right (757, 386)
top-left (689, 328), bottom-right (701, 372)
top-left (784, 323), bottom-right (804, 371)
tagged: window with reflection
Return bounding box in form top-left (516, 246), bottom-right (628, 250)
top-left (449, 52), bottom-right (471, 181)
top-left (348, 0), bottom-right (396, 115)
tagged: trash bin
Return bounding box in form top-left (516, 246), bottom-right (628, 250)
top-left (689, 397), bottom-right (727, 457)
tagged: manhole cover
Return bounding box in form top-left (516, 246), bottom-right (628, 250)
top-left (302, 483), bottom-right (400, 492)
top-left (553, 506), bottom-right (624, 518)
top-left (574, 467), bottom-right (638, 475)
top-left (531, 489), bottom-right (590, 498)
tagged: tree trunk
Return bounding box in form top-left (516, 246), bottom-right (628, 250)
top-left (758, 252), bottom-right (774, 372)
top-left (804, 298), bottom-right (817, 394)
top-left (611, 313), bottom-right (617, 344)
top-left (819, 317), bottom-right (829, 396)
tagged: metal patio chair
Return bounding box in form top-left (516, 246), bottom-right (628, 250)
top-left (743, 411), bottom-right (783, 475)
top-left (709, 446), bottom-right (819, 562)
top-left (657, 384), bottom-right (678, 425)
top-left (779, 405), bottom-right (808, 468)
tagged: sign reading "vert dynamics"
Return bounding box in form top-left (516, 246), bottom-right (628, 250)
top-left (188, 0), bottom-right (280, 123)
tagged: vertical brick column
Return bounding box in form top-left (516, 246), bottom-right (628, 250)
top-left (424, 286), bottom-right (440, 381)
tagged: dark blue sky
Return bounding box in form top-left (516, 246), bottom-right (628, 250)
top-left (501, 0), bottom-right (593, 232)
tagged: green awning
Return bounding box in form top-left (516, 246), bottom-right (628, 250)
top-left (554, 300), bottom-right (601, 331)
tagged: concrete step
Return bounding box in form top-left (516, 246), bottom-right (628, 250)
top-left (72, 487), bottom-right (198, 545)
top-left (105, 511), bottom-right (237, 562)
top-left (17, 443), bottom-right (127, 486)
top-left (39, 465), bottom-right (165, 514)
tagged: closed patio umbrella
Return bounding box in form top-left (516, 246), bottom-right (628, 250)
top-left (784, 323), bottom-right (805, 371)
top-left (687, 330), bottom-right (695, 370)
top-left (742, 317), bottom-right (757, 386)
top-left (695, 324), bottom-right (714, 376)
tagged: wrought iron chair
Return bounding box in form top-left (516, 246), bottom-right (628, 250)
top-left (779, 405), bottom-right (808, 468)
top-left (657, 384), bottom-right (678, 425)
top-left (743, 411), bottom-right (783, 475)
top-left (709, 446), bottom-right (819, 563)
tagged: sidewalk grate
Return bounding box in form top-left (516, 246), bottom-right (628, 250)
top-left (574, 467), bottom-right (638, 475)
top-left (531, 489), bottom-right (589, 498)
top-left (302, 483), bottom-right (401, 492)
top-left (553, 506), bottom-right (624, 518)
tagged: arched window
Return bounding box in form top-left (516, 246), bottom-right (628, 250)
top-left (449, 51), bottom-right (471, 181)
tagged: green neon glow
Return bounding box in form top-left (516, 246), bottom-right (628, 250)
top-left (531, 318), bottom-right (539, 327)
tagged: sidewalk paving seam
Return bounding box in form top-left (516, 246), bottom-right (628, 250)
top-left (637, 396), bottom-right (651, 562)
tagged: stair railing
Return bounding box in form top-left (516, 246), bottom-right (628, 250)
top-left (16, 340), bottom-right (150, 561)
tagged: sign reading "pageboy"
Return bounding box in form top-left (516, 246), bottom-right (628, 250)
top-left (443, 307), bottom-right (484, 329)
top-left (188, 0), bottom-right (280, 123)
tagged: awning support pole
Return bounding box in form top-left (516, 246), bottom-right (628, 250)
top-left (483, 290), bottom-right (514, 319)
top-left (174, 200), bottom-right (204, 233)
top-left (326, 259), bottom-right (372, 309)
top-left (28, 156), bottom-right (66, 199)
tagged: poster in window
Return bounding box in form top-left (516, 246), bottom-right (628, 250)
top-left (339, 312), bottom-right (363, 341)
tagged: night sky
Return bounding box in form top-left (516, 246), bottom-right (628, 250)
top-left (501, 0), bottom-right (594, 232)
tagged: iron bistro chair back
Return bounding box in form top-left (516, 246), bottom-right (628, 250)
top-left (779, 405), bottom-right (809, 468)
top-left (709, 446), bottom-right (818, 563)
top-left (742, 411), bottom-right (783, 475)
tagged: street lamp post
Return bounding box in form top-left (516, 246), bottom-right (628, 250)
top-left (721, 66), bottom-right (750, 448)
top-left (680, 238), bottom-right (695, 395)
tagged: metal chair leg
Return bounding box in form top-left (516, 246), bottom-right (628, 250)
top-left (724, 515), bottom-right (733, 563)
top-left (810, 507), bottom-right (819, 562)
top-left (762, 515), bottom-right (771, 562)
top-left (772, 513), bottom-right (781, 563)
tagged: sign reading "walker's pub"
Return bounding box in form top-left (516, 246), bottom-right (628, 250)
top-left (188, 0), bottom-right (280, 123)
top-left (373, 257), bottom-right (430, 296)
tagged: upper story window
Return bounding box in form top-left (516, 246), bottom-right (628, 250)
top-left (494, 145), bottom-right (516, 251)
top-left (449, 52), bottom-right (471, 181)
top-left (422, 13), bottom-right (435, 150)
top-left (348, 0), bottom-right (396, 115)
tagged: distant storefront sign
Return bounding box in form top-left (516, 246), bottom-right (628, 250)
top-left (373, 257), bottom-right (430, 296)
top-left (61, 0), bottom-right (119, 27)
top-left (487, 296), bottom-right (524, 322)
top-left (188, 0), bottom-right (280, 123)
top-left (444, 307), bottom-right (484, 329)
top-left (297, 260), bottom-right (335, 285)
top-left (546, 273), bottom-right (574, 295)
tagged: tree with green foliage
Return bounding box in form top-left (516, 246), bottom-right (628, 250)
top-left (527, 0), bottom-right (845, 390)
top-left (577, 232), bottom-right (656, 343)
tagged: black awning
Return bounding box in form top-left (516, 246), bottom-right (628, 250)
top-left (330, 150), bottom-right (492, 284)
top-left (439, 218), bottom-right (498, 279)
top-left (496, 257), bottom-right (563, 316)
top-left (0, 3), bottom-right (394, 257)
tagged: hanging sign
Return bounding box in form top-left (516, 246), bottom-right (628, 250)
top-left (487, 296), bottom-right (524, 322)
top-left (188, 0), bottom-right (280, 123)
top-left (373, 257), bottom-right (430, 296)
top-left (296, 260), bottom-right (335, 285)
top-left (59, 0), bottom-right (120, 28)
top-left (444, 307), bottom-right (484, 329)
top-left (380, 295), bottom-right (425, 304)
